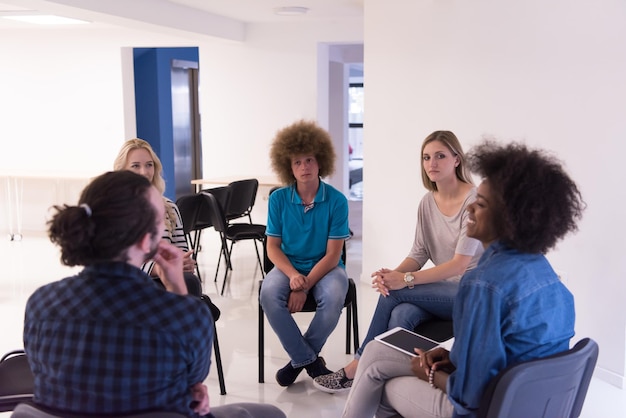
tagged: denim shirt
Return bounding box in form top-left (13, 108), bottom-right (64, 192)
top-left (447, 241), bottom-right (575, 417)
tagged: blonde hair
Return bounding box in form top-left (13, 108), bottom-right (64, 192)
top-left (113, 138), bottom-right (176, 235)
top-left (420, 131), bottom-right (473, 191)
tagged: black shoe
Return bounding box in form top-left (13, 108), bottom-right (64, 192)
top-left (305, 357), bottom-right (332, 379)
top-left (276, 361), bottom-right (304, 387)
top-left (200, 294), bottom-right (221, 322)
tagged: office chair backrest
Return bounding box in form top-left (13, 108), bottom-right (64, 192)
top-left (11, 402), bottom-right (187, 417)
top-left (226, 179), bottom-right (259, 222)
top-left (0, 350), bottom-right (34, 412)
top-left (478, 337), bottom-right (599, 418)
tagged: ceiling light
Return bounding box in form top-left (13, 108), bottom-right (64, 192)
top-left (2, 15), bottom-right (89, 25)
top-left (274, 6), bottom-right (309, 16)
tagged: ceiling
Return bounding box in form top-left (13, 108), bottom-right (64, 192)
top-left (170, 0), bottom-right (364, 23)
top-left (0, 0), bottom-right (364, 30)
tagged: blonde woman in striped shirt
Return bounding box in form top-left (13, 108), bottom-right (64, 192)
top-left (114, 138), bottom-right (201, 296)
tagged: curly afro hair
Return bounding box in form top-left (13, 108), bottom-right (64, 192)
top-left (467, 140), bottom-right (585, 254)
top-left (270, 120), bottom-right (336, 185)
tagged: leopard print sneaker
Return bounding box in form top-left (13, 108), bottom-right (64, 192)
top-left (312, 368), bottom-right (353, 393)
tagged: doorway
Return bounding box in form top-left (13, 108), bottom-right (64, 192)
top-left (171, 59), bottom-right (202, 200)
top-left (132, 47), bottom-right (202, 201)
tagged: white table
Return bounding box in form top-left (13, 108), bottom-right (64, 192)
top-left (191, 175), bottom-right (282, 193)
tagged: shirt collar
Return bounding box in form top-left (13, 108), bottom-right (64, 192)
top-left (289, 180), bottom-right (327, 205)
top-left (82, 261), bottom-right (151, 282)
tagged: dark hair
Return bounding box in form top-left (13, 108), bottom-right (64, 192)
top-left (270, 119), bottom-right (336, 185)
top-left (47, 171), bottom-right (158, 266)
top-left (467, 140), bottom-right (585, 254)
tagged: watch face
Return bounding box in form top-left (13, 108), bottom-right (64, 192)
top-left (404, 273), bottom-right (414, 283)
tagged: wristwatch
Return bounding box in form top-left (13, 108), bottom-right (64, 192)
top-left (404, 272), bottom-right (415, 289)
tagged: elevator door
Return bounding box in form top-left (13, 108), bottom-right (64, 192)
top-left (171, 59), bottom-right (202, 200)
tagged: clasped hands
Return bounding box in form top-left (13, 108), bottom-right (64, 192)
top-left (288, 273), bottom-right (309, 313)
top-left (371, 268), bottom-right (407, 296)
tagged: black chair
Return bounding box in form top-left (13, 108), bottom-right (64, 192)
top-left (11, 402), bottom-right (187, 417)
top-left (225, 178), bottom-right (259, 224)
top-left (203, 191), bottom-right (266, 295)
top-left (477, 337), bottom-right (599, 418)
top-left (258, 240), bottom-right (360, 383)
top-left (175, 193), bottom-right (203, 279)
top-left (0, 350), bottom-right (34, 412)
top-left (414, 318), bottom-right (454, 343)
top-left (200, 295), bottom-right (226, 395)
top-left (179, 187), bottom-right (231, 283)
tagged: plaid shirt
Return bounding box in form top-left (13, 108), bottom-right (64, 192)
top-left (24, 262), bottom-right (213, 416)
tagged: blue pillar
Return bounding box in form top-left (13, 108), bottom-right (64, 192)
top-left (133, 47), bottom-right (199, 200)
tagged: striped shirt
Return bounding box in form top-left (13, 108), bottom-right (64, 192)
top-left (142, 198), bottom-right (189, 275)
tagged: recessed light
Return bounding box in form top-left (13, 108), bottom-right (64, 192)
top-left (2, 14), bottom-right (90, 25)
top-left (273, 6), bottom-right (309, 16)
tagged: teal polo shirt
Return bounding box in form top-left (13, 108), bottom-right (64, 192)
top-left (266, 181), bottom-right (350, 274)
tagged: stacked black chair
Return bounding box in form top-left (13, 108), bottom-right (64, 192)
top-left (225, 178), bottom-right (259, 224)
top-left (173, 194), bottom-right (227, 395)
top-left (203, 190), bottom-right (266, 295)
top-left (175, 193), bottom-right (203, 280)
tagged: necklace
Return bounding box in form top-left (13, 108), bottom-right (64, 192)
top-left (302, 200), bottom-right (315, 213)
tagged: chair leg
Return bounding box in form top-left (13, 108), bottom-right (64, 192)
top-left (345, 305), bottom-right (352, 354)
top-left (213, 245), bottom-right (223, 283)
top-left (351, 300), bottom-right (360, 353)
top-left (214, 236), bottom-right (232, 283)
top-left (192, 231), bottom-right (203, 283)
top-left (214, 253), bottom-right (221, 283)
top-left (258, 287), bottom-right (265, 383)
top-left (253, 239), bottom-right (265, 278)
top-left (213, 324), bottom-right (227, 395)
top-left (220, 266), bottom-right (230, 296)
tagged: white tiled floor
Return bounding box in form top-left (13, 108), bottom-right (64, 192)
top-left (1, 199), bottom-right (624, 417)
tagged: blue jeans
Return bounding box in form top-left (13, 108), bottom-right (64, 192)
top-left (259, 266), bottom-right (348, 368)
top-left (356, 280), bottom-right (459, 358)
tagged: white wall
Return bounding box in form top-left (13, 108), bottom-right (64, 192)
top-left (0, 19), bottom-right (362, 233)
top-left (363, 0), bottom-right (626, 387)
top-left (196, 21), bottom-right (362, 180)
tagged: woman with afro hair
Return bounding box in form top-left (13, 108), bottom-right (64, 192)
top-left (259, 120), bottom-right (351, 387)
top-left (342, 140), bottom-right (585, 418)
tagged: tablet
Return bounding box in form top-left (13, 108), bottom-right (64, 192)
top-left (375, 326), bottom-right (440, 357)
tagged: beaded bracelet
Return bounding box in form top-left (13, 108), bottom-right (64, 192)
top-left (428, 368), bottom-right (436, 388)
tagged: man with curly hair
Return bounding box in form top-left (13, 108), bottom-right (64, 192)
top-left (259, 120), bottom-right (351, 386)
top-left (343, 140), bottom-right (585, 418)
